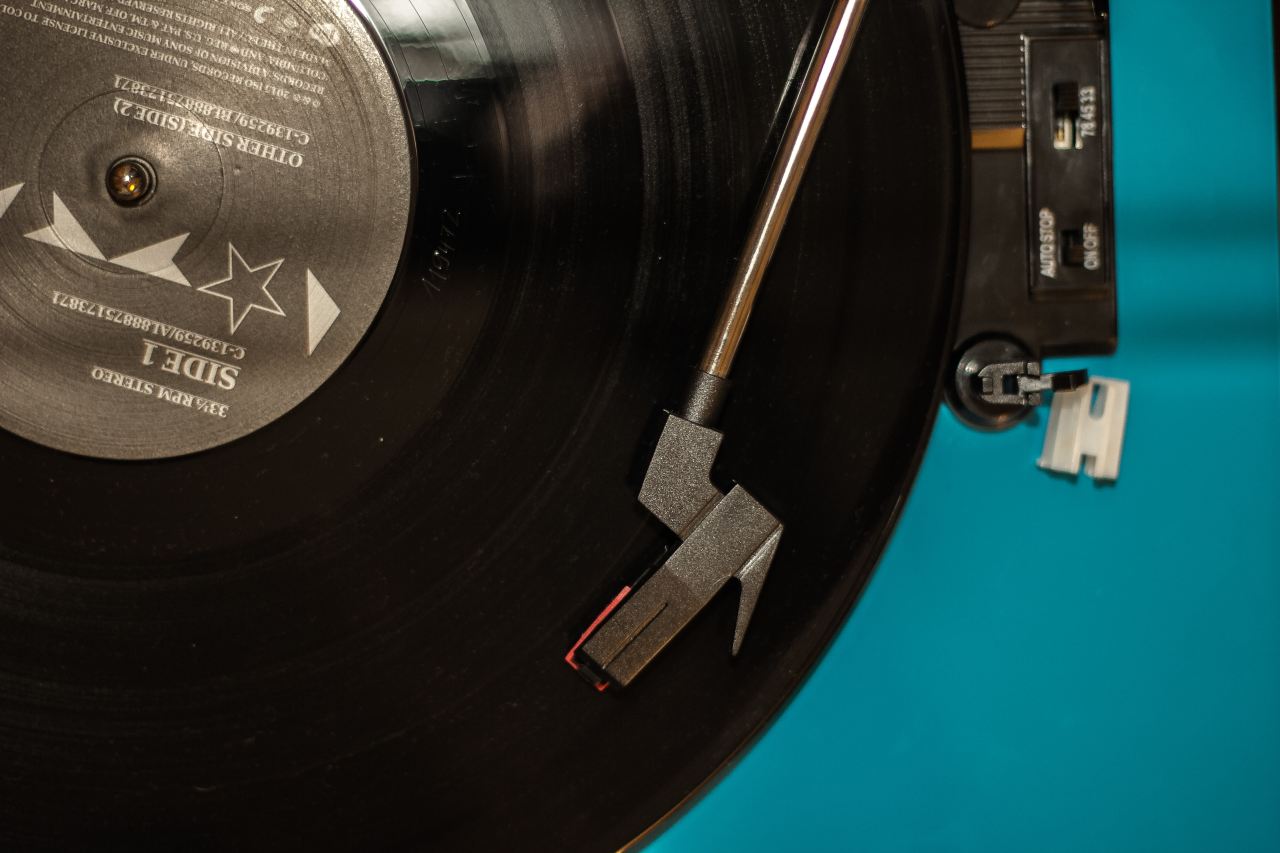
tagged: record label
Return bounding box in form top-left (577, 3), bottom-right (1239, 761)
top-left (0, 0), bottom-right (412, 459)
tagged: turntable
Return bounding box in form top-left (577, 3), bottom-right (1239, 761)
top-left (0, 0), bottom-right (1275, 850)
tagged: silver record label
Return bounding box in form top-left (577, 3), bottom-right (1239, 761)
top-left (0, 0), bottom-right (412, 459)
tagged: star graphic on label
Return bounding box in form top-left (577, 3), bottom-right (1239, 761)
top-left (198, 244), bottom-right (286, 334)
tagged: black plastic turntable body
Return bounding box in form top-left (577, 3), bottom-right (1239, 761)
top-left (950, 0), bottom-right (1117, 430)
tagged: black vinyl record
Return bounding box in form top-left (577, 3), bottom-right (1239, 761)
top-left (0, 0), bottom-right (964, 849)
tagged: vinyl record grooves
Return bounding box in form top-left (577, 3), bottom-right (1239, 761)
top-left (0, 0), bottom-right (964, 849)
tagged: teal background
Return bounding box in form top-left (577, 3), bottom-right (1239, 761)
top-left (650, 2), bottom-right (1280, 851)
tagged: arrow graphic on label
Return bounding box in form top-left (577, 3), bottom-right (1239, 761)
top-left (26, 193), bottom-right (105, 259)
top-left (306, 270), bottom-right (340, 355)
top-left (0, 184), bottom-right (22, 219)
top-left (111, 234), bottom-right (192, 287)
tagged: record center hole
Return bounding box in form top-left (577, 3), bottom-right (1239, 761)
top-left (107, 157), bottom-right (157, 207)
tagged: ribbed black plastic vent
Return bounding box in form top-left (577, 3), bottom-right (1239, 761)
top-left (959, 0), bottom-right (1105, 130)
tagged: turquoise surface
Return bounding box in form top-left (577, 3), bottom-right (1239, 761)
top-left (649, 2), bottom-right (1280, 851)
